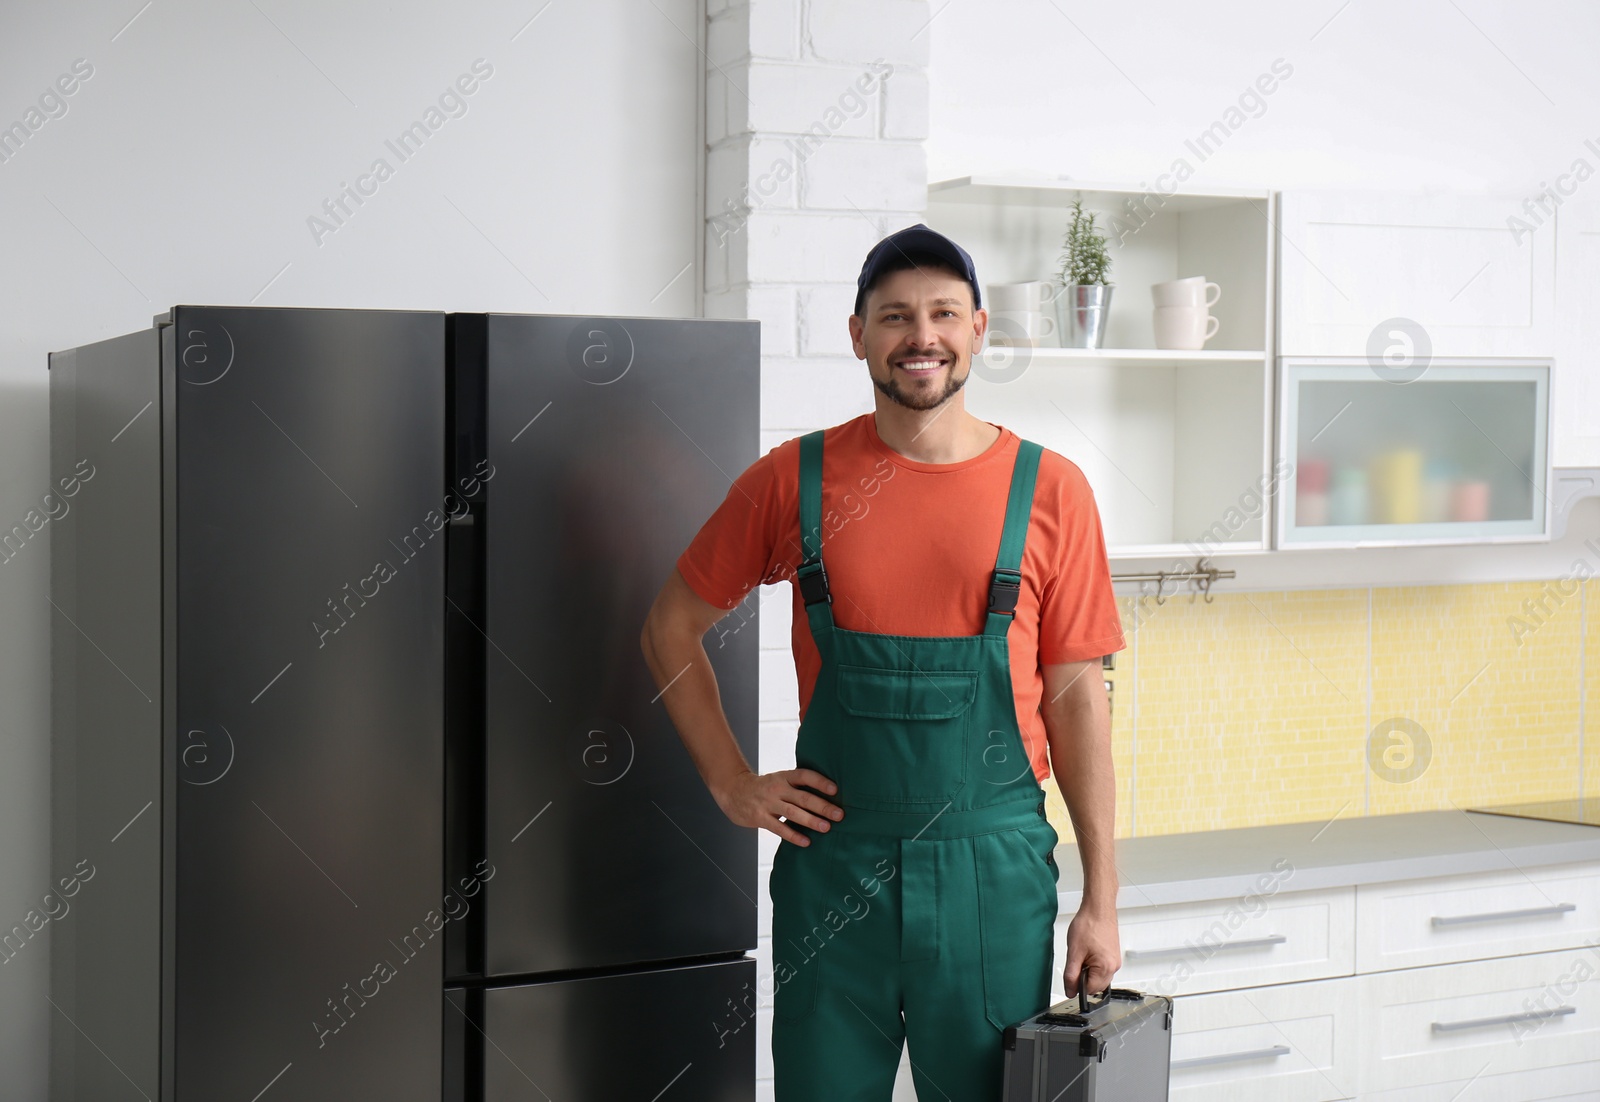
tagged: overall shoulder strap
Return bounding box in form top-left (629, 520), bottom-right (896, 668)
top-left (794, 430), bottom-right (834, 636)
top-left (984, 438), bottom-right (1043, 636)
top-left (798, 429), bottom-right (824, 563)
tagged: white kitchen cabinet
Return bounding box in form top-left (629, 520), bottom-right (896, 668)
top-left (1363, 1058), bottom-right (1600, 1100)
top-left (1052, 886), bottom-right (1355, 999)
top-left (1278, 190), bottom-right (1557, 359)
top-left (1046, 814), bottom-right (1600, 1099)
top-left (1354, 859), bottom-right (1600, 973)
top-left (1355, 946), bottom-right (1600, 1093)
top-left (926, 177), bottom-right (1276, 557)
top-left (1276, 357), bottom-right (1551, 547)
top-left (1554, 199), bottom-right (1600, 469)
top-left (1168, 976), bottom-right (1360, 1102)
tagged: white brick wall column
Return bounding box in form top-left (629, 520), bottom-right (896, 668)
top-left (699, 4), bottom-right (931, 1098)
top-left (703, 0), bottom-right (931, 431)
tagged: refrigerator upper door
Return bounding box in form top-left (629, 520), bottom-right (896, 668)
top-left (482, 314), bottom-right (759, 977)
top-left (172, 306), bottom-right (445, 1100)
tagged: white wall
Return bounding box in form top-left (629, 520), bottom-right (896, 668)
top-left (0, 0), bottom-right (701, 1093)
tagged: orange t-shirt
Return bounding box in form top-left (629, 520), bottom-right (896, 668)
top-left (675, 412), bottom-right (1126, 784)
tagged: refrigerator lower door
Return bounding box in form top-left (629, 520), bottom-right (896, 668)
top-left (464, 957), bottom-right (756, 1101)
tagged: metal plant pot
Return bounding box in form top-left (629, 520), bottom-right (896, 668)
top-left (1057, 284), bottom-right (1113, 349)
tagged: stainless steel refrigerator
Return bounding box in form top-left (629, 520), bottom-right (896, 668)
top-left (49, 306), bottom-right (760, 1101)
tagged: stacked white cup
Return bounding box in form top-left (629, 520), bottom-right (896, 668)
top-left (1151, 277), bottom-right (1221, 350)
top-left (986, 281), bottom-right (1060, 346)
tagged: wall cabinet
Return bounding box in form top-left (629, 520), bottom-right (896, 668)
top-left (1554, 199), bottom-right (1600, 469)
top-left (1272, 189), bottom-right (1576, 551)
top-left (1277, 357), bottom-right (1551, 547)
top-left (1277, 190), bottom-right (1557, 360)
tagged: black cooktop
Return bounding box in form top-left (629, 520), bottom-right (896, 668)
top-left (1467, 797), bottom-right (1600, 828)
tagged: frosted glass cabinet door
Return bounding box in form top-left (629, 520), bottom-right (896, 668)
top-left (1276, 358), bottom-right (1550, 547)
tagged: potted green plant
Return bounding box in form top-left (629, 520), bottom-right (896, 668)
top-left (1055, 198), bottom-right (1114, 348)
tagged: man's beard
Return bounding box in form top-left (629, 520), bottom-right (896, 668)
top-left (872, 361), bottom-right (967, 412)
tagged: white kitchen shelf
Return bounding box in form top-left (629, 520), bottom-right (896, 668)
top-left (929, 175), bottom-right (1277, 556)
top-left (931, 174), bottom-right (1272, 211)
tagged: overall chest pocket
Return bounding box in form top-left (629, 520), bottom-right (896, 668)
top-left (833, 664), bottom-right (978, 805)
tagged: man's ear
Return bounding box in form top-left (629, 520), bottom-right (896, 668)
top-left (971, 307), bottom-right (988, 351)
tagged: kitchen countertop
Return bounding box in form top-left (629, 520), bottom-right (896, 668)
top-left (1052, 808), bottom-right (1600, 912)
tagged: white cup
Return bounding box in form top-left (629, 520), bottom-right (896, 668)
top-left (987, 281), bottom-right (1061, 313)
top-left (1151, 276), bottom-right (1221, 309)
top-left (1153, 305), bottom-right (1219, 350)
top-left (989, 309), bottom-right (1057, 346)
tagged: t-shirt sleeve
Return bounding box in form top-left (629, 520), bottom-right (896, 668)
top-left (675, 443), bottom-right (795, 610)
top-left (1037, 456), bottom-right (1126, 664)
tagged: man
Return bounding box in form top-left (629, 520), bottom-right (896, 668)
top-left (640, 223), bottom-right (1125, 1100)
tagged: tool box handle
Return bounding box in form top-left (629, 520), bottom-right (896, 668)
top-left (1077, 968), bottom-right (1111, 1012)
top-left (1077, 970), bottom-right (1150, 1010)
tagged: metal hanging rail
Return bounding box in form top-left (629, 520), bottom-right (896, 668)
top-left (1111, 557), bottom-right (1236, 604)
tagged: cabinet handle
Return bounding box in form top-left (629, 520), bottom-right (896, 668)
top-left (1125, 933), bottom-right (1287, 960)
top-left (1171, 1043), bottom-right (1291, 1071)
top-left (1431, 1006), bottom-right (1576, 1033)
top-left (1431, 902), bottom-right (1576, 927)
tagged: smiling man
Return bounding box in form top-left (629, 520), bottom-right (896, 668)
top-left (641, 223), bottom-right (1126, 1100)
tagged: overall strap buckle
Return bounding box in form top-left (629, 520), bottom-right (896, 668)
top-left (988, 567), bottom-right (1022, 616)
top-left (796, 560), bottom-right (832, 606)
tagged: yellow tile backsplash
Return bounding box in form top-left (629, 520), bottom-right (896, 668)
top-left (1585, 577), bottom-right (1600, 803)
top-left (1045, 579), bottom-right (1597, 845)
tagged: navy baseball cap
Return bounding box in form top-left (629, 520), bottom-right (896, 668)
top-left (854, 223), bottom-right (981, 317)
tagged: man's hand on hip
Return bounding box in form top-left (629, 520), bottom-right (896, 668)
top-left (714, 768), bottom-right (843, 846)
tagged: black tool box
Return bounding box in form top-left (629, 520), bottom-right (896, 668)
top-left (1001, 984), bottom-right (1173, 1101)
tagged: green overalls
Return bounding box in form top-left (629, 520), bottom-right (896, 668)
top-left (770, 429), bottom-right (1061, 1102)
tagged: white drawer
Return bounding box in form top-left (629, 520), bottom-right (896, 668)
top-left (1357, 946), bottom-right (1600, 1092)
top-left (1363, 1056), bottom-right (1600, 1100)
top-left (1062, 886), bottom-right (1354, 997)
top-left (1167, 976), bottom-right (1359, 1102)
top-left (1355, 859), bottom-right (1600, 972)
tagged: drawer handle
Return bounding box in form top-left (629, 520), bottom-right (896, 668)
top-left (1126, 934), bottom-right (1287, 960)
top-left (1431, 1006), bottom-right (1577, 1033)
top-left (1431, 902), bottom-right (1576, 927)
top-left (1171, 1043), bottom-right (1291, 1071)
